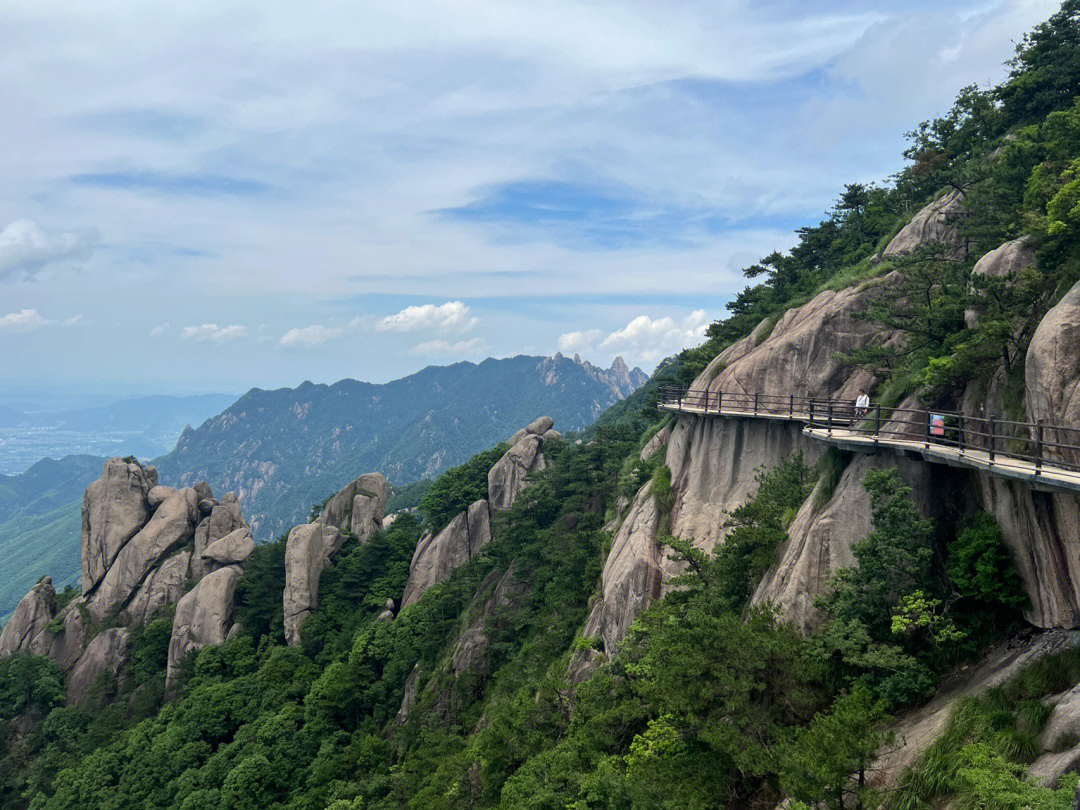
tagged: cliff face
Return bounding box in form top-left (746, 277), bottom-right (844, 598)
top-left (0, 458), bottom-right (257, 695)
top-left (583, 213), bottom-right (1080, 659)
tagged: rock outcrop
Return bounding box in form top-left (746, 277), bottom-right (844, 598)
top-left (489, 417), bottom-right (556, 513)
top-left (166, 566), bottom-right (244, 686)
top-left (66, 628), bottom-right (130, 706)
top-left (0, 578), bottom-right (56, 657)
top-left (964, 236), bottom-right (1036, 328)
top-left (1027, 277), bottom-right (1080, 468)
top-left (881, 189), bottom-right (967, 260)
top-left (282, 473), bottom-right (389, 645)
top-left (2, 457), bottom-right (255, 702)
top-left (579, 483), bottom-right (665, 658)
top-left (81, 458), bottom-right (154, 593)
top-left (401, 499), bottom-right (491, 609)
top-left (451, 565), bottom-right (528, 676)
top-left (639, 423), bottom-right (671, 462)
top-left (86, 487), bottom-right (200, 622)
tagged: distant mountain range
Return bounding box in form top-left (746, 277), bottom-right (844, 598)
top-left (0, 354), bottom-right (645, 618)
top-left (156, 354), bottom-right (646, 539)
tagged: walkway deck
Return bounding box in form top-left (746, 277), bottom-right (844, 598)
top-left (658, 391), bottom-right (1080, 497)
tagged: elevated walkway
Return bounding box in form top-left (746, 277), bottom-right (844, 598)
top-left (658, 388), bottom-right (1080, 497)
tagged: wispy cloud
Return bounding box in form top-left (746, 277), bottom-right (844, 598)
top-left (180, 323), bottom-right (247, 342)
top-left (0, 309), bottom-right (52, 332)
top-left (279, 324), bottom-right (345, 349)
top-left (0, 219), bottom-right (97, 281)
top-left (378, 301), bottom-right (477, 333)
top-left (557, 329), bottom-right (603, 354)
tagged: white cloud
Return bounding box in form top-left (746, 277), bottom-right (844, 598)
top-left (149, 323), bottom-right (169, 337)
top-left (63, 314), bottom-right (83, 326)
top-left (279, 324), bottom-right (345, 349)
top-left (0, 219), bottom-right (97, 281)
top-left (377, 301), bottom-right (477, 333)
top-left (180, 323), bottom-right (247, 342)
top-left (601, 310), bottom-right (708, 363)
top-left (557, 329), bottom-right (603, 354)
top-left (0, 309), bottom-right (52, 332)
top-left (412, 337), bottom-right (488, 355)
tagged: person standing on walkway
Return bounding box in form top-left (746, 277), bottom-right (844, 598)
top-left (855, 391), bottom-right (870, 420)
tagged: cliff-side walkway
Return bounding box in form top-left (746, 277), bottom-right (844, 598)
top-left (658, 387), bottom-right (1080, 496)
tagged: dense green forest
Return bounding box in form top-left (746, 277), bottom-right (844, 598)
top-left (5, 4), bottom-right (1080, 808)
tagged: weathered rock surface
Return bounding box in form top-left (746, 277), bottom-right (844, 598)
top-left (202, 527), bottom-right (255, 568)
top-left (166, 565), bottom-right (243, 686)
top-left (1027, 277), bottom-right (1080, 469)
top-left (580, 483), bottom-right (664, 657)
top-left (281, 473), bottom-right (390, 645)
top-left (283, 522), bottom-right (341, 646)
top-left (147, 485), bottom-right (175, 509)
top-left (87, 487), bottom-right (199, 622)
top-left (452, 565), bottom-right (528, 676)
top-left (122, 551), bottom-right (191, 624)
top-left (66, 628), bottom-right (130, 706)
top-left (192, 500), bottom-right (246, 579)
top-left (488, 435), bottom-right (545, 512)
top-left (639, 423), bottom-right (671, 462)
top-left (881, 189), bottom-right (967, 260)
top-left (872, 629), bottom-right (1079, 788)
top-left (402, 499), bottom-right (491, 609)
top-left (964, 237), bottom-right (1036, 328)
top-left (0, 578), bottom-right (56, 657)
top-left (751, 452), bottom-right (935, 633)
top-left (30, 606), bottom-right (88, 672)
top-left (81, 458), bottom-right (153, 593)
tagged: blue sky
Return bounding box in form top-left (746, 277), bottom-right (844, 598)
top-left (0, 0), bottom-right (1061, 406)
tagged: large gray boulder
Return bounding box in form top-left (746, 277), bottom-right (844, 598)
top-left (1027, 277), bottom-right (1080, 469)
top-left (202, 527), bottom-right (255, 569)
top-left (86, 487), bottom-right (200, 622)
top-left (401, 499), bottom-right (491, 609)
top-left (66, 628), bottom-right (130, 706)
top-left (30, 605), bottom-right (88, 672)
top-left (881, 189), bottom-right (967, 260)
top-left (166, 565), bottom-right (243, 686)
top-left (488, 435), bottom-right (546, 512)
top-left (281, 473), bottom-right (390, 646)
top-left (191, 500), bottom-right (246, 579)
top-left (122, 551), bottom-right (192, 625)
top-left (0, 577), bottom-right (56, 657)
top-left (964, 236), bottom-right (1036, 328)
top-left (578, 482), bottom-right (665, 659)
top-left (81, 458), bottom-right (154, 593)
top-left (283, 522), bottom-right (340, 646)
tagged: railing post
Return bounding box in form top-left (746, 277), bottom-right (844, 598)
top-left (874, 404), bottom-right (881, 440)
top-left (677, 389), bottom-right (683, 411)
top-left (789, 393), bottom-right (794, 418)
top-left (809, 399), bottom-right (814, 426)
top-left (717, 390), bottom-right (722, 412)
top-left (925, 409), bottom-right (931, 450)
top-left (958, 414), bottom-right (965, 456)
top-left (1036, 419), bottom-right (1044, 474)
top-left (827, 400), bottom-right (833, 435)
top-left (754, 392), bottom-right (759, 415)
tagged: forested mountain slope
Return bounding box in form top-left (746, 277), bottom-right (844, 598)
top-left (4, 5), bottom-right (1080, 809)
top-left (156, 354), bottom-right (646, 539)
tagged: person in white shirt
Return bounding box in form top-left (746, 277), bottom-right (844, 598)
top-left (855, 391), bottom-right (870, 420)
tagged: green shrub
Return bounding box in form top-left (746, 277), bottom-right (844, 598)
top-left (948, 512), bottom-right (1029, 612)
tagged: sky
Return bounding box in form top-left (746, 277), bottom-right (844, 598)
top-left (0, 0), bottom-right (1061, 407)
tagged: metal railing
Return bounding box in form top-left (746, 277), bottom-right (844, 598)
top-left (658, 386), bottom-right (1080, 477)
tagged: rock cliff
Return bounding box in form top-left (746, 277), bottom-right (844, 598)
top-left (0, 457), bottom-right (256, 702)
top-left (282, 472), bottom-right (389, 646)
top-left (399, 418), bottom-right (557, 611)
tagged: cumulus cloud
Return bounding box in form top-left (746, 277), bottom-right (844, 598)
top-left (412, 337), bottom-right (488, 355)
top-left (0, 309), bottom-right (52, 332)
top-left (557, 329), bottom-right (603, 354)
top-left (601, 310), bottom-right (708, 363)
top-left (279, 324), bottom-right (345, 349)
top-left (180, 323), bottom-right (247, 342)
top-left (378, 301), bottom-right (477, 333)
top-left (0, 219), bottom-right (97, 281)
